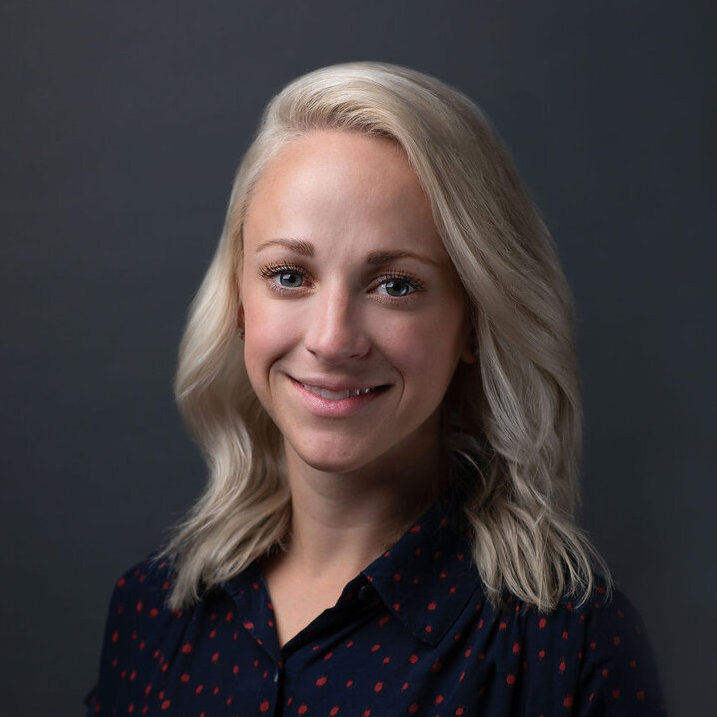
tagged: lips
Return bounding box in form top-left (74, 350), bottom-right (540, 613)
top-left (301, 383), bottom-right (378, 401)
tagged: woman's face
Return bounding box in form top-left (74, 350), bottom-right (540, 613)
top-left (241, 130), bottom-right (474, 477)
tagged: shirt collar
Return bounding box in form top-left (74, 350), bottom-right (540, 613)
top-left (223, 485), bottom-right (484, 650)
top-left (360, 486), bottom-right (484, 646)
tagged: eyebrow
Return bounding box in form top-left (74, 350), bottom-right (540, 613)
top-left (255, 239), bottom-right (439, 267)
top-left (255, 238), bottom-right (314, 256)
top-left (366, 250), bottom-right (440, 267)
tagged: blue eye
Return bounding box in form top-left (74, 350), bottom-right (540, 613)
top-left (259, 264), bottom-right (308, 291)
top-left (278, 272), bottom-right (303, 288)
top-left (379, 278), bottom-right (417, 297)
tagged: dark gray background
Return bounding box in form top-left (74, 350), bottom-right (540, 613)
top-left (1, 1), bottom-right (714, 715)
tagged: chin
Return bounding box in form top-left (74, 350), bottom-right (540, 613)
top-left (297, 449), bottom-right (373, 475)
top-left (288, 435), bottom-right (384, 475)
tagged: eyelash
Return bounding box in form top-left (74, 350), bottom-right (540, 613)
top-left (259, 263), bottom-right (309, 293)
top-left (371, 271), bottom-right (425, 297)
top-left (258, 263), bottom-right (425, 298)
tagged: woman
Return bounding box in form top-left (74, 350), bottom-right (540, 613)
top-left (86, 62), bottom-right (665, 716)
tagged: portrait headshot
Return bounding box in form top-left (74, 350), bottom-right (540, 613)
top-left (1, 2), bottom-right (714, 716)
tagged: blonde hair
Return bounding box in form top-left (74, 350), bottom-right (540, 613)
top-left (162, 62), bottom-right (611, 612)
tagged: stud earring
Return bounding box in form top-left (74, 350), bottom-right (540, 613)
top-left (238, 328), bottom-right (245, 340)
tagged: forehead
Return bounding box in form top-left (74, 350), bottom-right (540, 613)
top-left (254, 129), bottom-right (411, 192)
top-left (243, 130), bottom-right (444, 257)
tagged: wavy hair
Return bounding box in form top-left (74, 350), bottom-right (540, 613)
top-left (161, 62), bottom-right (611, 612)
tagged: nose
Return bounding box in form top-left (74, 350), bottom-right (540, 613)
top-left (304, 289), bottom-right (370, 363)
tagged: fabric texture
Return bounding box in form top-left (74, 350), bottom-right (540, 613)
top-left (86, 491), bottom-right (666, 716)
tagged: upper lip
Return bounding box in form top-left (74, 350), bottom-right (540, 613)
top-left (291, 376), bottom-right (387, 392)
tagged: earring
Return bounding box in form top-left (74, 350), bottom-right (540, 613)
top-left (238, 328), bottom-right (245, 340)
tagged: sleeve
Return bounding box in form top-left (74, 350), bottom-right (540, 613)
top-left (83, 563), bottom-right (141, 716)
top-left (576, 587), bottom-right (667, 717)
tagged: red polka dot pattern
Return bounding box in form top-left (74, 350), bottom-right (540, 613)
top-left (85, 491), bottom-right (666, 716)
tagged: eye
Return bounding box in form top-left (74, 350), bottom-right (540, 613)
top-left (374, 275), bottom-right (422, 298)
top-left (259, 263), bottom-right (309, 292)
top-left (277, 271), bottom-right (303, 288)
top-left (382, 279), bottom-right (414, 297)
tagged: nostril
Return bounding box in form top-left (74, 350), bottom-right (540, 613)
top-left (304, 312), bottom-right (370, 362)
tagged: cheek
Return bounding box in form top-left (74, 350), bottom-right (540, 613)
top-left (382, 310), bottom-right (465, 390)
top-left (240, 293), bottom-right (294, 391)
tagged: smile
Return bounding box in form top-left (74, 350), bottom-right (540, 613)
top-left (301, 383), bottom-right (378, 401)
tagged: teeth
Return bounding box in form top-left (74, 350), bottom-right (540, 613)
top-left (302, 384), bottom-right (376, 401)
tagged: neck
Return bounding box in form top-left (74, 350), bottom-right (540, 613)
top-left (261, 421), bottom-right (450, 647)
top-left (278, 434), bottom-right (446, 581)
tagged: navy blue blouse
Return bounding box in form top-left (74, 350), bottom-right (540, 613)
top-left (86, 492), bottom-right (666, 716)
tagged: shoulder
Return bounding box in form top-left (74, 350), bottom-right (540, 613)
top-left (85, 556), bottom-right (175, 713)
top-left (577, 584), bottom-right (652, 658)
top-left (550, 583), bottom-right (667, 715)
top-left (535, 581), bottom-right (647, 646)
top-left (103, 555), bottom-right (176, 622)
top-left (97, 554), bottom-right (191, 662)
top-left (482, 581), bottom-right (666, 715)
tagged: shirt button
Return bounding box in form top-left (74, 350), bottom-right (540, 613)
top-left (357, 584), bottom-right (373, 602)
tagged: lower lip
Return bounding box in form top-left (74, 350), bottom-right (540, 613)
top-left (290, 378), bottom-right (386, 418)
